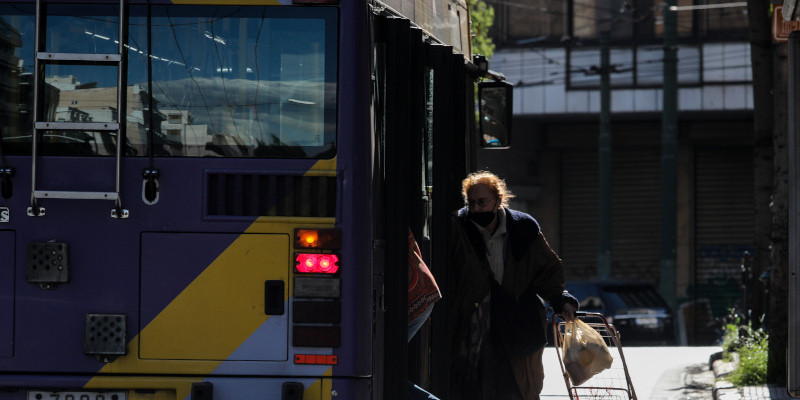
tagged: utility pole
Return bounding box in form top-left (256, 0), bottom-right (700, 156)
top-left (598, 32), bottom-right (612, 279)
top-left (787, 29), bottom-right (800, 398)
top-left (660, 0), bottom-right (678, 310)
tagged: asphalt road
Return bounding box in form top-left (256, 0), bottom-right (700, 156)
top-left (541, 346), bottom-right (721, 400)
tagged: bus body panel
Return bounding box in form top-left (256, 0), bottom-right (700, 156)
top-left (0, 0), bottom-right (477, 396)
top-left (0, 375), bottom-right (374, 400)
top-left (0, 231), bottom-right (12, 359)
top-left (0, 155), bottom-right (361, 372)
top-left (138, 232), bottom-right (290, 362)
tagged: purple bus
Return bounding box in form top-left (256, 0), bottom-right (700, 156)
top-left (0, 0), bottom-right (511, 398)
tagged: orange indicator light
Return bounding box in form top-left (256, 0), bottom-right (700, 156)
top-left (294, 229), bottom-right (342, 250)
top-left (299, 230), bottom-right (319, 247)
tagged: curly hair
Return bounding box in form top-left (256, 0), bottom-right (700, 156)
top-left (461, 171), bottom-right (515, 208)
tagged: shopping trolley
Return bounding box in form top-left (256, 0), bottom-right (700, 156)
top-left (552, 311), bottom-right (637, 400)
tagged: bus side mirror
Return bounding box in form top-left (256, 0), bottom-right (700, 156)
top-left (478, 81), bottom-right (513, 148)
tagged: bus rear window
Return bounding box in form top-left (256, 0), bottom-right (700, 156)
top-left (0, 4), bottom-right (338, 159)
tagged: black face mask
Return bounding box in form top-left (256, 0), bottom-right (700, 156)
top-left (469, 210), bottom-right (496, 227)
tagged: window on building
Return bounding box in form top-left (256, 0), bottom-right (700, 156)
top-left (490, 0), bottom-right (566, 46)
top-left (703, 0), bottom-right (749, 39)
top-left (491, 0), bottom-right (750, 45)
top-left (560, 0), bottom-right (744, 89)
top-left (570, 0), bottom-right (748, 42)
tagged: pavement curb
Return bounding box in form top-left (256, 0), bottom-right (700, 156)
top-left (709, 351), bottom-right (792, 400)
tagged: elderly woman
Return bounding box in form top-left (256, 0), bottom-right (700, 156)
top-left (450, 171), bottom-right (579, 400)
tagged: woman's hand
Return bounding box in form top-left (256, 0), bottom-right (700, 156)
top-left (561, 302), bottom-right (578, 322)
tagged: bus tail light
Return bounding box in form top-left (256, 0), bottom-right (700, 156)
top-left (294, 354), bottom-right (338, 365)
top-left (295, 229), bottom-right (341, 250)
top-left (295, 253), bottom-right (339, 274)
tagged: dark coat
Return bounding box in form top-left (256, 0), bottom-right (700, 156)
top-left (450, 207), bottom-right (579, 399)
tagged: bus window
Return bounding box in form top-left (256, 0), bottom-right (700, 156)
top-left (0, 4), bottom-right (34, 155)
top-left (0, 4), bottom-right (338, 158)
top-left (143, 6), bottom-right (337, 158)
top-left (0, 4), bottom-right (139, 156)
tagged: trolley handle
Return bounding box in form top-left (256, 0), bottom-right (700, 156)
top-left (558, 310), bottom-right (598, 318)
top-left (553, 311), bottom-right (611, 325)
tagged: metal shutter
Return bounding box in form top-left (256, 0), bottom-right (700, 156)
top-left (561, 147), bottom-right (661, 282)
top-left (561, 149), bottom-right (598, 280)
top-left (610, 148), bottom-right (662, 282)
top-left (694, 146), bottom-right (755, 316)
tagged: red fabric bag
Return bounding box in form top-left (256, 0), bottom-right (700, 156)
top-left (408, 230), bottom-right (441, 324)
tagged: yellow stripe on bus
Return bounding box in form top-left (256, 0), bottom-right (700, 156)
top-left (140, 234), bottom-right (287, 360)
top-left (90, 234), bottom-right (287, 374)
top-left (86, 159), bottom-right (338, 396)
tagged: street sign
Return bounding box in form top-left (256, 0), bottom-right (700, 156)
top-left (774, 6), bottom-right (800, 42)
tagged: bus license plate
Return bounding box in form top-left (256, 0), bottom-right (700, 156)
top-left (28, 391), bottom-right (126, 400)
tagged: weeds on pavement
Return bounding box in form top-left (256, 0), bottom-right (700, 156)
top-left (720, 309), bottom-right (768, 386)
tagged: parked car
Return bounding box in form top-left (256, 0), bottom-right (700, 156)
top-left (557, 280), bottom-right (676, 346)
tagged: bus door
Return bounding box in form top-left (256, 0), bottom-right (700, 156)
top-left (374, 15), bottom-right (421, 400)
top-left (426, 41), bottom-right (474, 399)
top-left (374, 13), bottom-right (473, 400)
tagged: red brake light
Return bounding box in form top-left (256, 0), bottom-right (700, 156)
top-left (318, 255), bottom-right (335, 272)
top-left (296, 253), bottom-right (339, 274)
top-left (299, 255), bottom-right (318, 273)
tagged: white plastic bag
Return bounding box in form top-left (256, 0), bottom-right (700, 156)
top-left (561, 319), bottom-right (614, 386)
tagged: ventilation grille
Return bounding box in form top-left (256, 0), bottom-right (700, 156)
top-left (207, 173), bottom-right (337, 218)
top-left (84, 313), bottom-right (127, 356)
top-left (26, 242), bottom-right (69, 285)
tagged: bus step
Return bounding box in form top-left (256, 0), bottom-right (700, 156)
top-left (34, 122), bottom-right (119, 132)
top-left (33, 190), bottom-right (119, 201)
top-left (37, 52), bottom-right (121, 64)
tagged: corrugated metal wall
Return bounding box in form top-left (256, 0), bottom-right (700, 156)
top-left (560, 148), bottom-right (598, 279)
top-left (693, 146), bottom-right (755, 317)
top-left (560, 147), bottom-right (661, 283)
top-left (610, 148), bottom-right (662, 282)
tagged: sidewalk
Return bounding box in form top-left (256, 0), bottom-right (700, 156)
top-left (709, 352), bottom-right (792, 400)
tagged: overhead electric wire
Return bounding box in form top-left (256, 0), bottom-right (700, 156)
top-left (487, 0), bottom-right (752, 92)
top-left (499, 45), bottom-right (752, 88)
top-left (671, 2), bottom-right (747, 11)
top-left (510, 60), bottom-right (753, 87)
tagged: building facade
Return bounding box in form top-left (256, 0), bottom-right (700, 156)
top-left (481, 0), bottom-right (755, 344)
